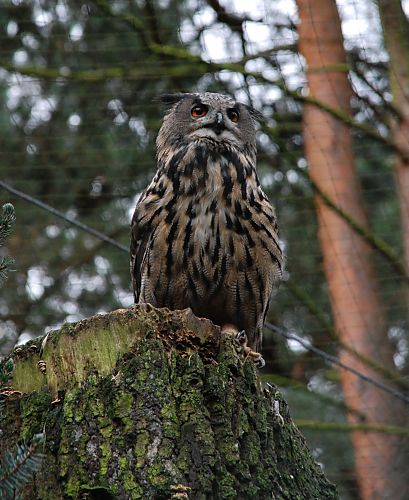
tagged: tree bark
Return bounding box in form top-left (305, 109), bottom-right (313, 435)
top-left (296, 1), bottom-right (408, 499)
top-left (0, 305), bottom-right (336, 499)
top-left (378, 0), bottom-right (409, 317)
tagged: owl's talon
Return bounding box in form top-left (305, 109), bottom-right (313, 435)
top-left (235, 330), bottom-right (247, 344)
top-left (221, 325), bottom-right (265, 368)
top-left (254, 355), bottom-right (265, 368)
top-left (243, 347), bottom-right (265, 368)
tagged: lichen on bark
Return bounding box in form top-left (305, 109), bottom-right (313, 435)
top-left (0, 305), bottom-right (337, 499)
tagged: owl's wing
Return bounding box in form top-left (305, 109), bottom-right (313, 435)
top-left (259, 190), bottom-right (284, 274)
top-left (130, 195), bottom-right (152, 303)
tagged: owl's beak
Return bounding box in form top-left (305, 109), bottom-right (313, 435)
top-left (212, 112), bottom-right (225, 135)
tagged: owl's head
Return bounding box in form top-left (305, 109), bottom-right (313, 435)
top-left (156, 92), bottom-right (262, 156)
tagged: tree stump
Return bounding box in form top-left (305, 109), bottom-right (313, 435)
top-left (0, 305), bottom-right (337, 499)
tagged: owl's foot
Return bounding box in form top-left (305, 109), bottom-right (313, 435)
top-left (235, 330), bottom-right (266, 368)
top-left (221, 324), bottom-right (265, 368)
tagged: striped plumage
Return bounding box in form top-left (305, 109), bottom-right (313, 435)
top-left (131, 92), bottom-right (283, 355)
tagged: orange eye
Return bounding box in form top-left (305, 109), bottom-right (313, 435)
top-left (191, 105), bottom-right (208, 118)
top-left (227, 108), bottom-right (239, 123)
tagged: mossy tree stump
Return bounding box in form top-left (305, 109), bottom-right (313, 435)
top-left (0, 305), bottom-right (337, 499)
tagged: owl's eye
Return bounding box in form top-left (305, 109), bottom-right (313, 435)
top-left (227, 108), bottom-right (239, 123)
top-left (191, 104), bottom-right (208, 118)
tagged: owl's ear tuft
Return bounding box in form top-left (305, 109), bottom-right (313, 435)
top-left (244, 105), bottom-right (264, 123)
top-left (157, 93), bottom-right (192, 106)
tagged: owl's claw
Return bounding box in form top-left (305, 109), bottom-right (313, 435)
top-left (252, 354), bottom-right (266, 368)
top-left (242, 344), bottom-right (265, 368)
top-left (235, 330), bottom-right (247, 344)
top-left (222, 325), bottom-right (265, 368)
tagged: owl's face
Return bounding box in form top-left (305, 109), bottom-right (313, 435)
top-left (157, 92), bottom-right (261, 154)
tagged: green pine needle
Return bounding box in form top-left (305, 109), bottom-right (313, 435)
top-left (0, 203), bottom-right (16, 287)
top-left (0, 257), bottom-right (15, 282)
top-left (0, 433), bottom-right (45, 500)
top-left (0, 400), bottom-right (5, 422)
top-left (0, 204), bottom-right (16, 248)
top-left (0, 359), bottom-right (14, 387)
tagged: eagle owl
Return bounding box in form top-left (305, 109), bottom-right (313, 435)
top-left (130, 92), bottom-right (283, 365)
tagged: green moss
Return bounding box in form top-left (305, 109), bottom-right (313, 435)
top-left (79, 484), bottom-right (116, 498)
top-left (241, 431), bottom-right (261, 466)
top-left (134, 430), bottom-right (150, 468)
top-left (19, 391), bottom-right (52, 440)
top-left (161, 402), bottom-right (178, 424)
top-left (63, 391), bottom-right (77, 422)
top-left (216, 467), bottom-right (236, 498)
top-left (58, 439), bottom-right (70, 476)
top-left (113, 392), bottom-right (133, 418)
top-left (100, 424), bottom-right (113, 438)
top-left (122, 471), bottom-right (143, 498)
top-left (147, 463), bottom-right (167, 487)
top-left (236, 408), bottom-right (250, 435)
top-left (65, 473), bottom-right (81, 498)
top-left (99, 440), bottom-right (111, 477)
top-left (12, 357), bottom-right (44, 393)
top-left (157, 437), bottom-right (174, 459)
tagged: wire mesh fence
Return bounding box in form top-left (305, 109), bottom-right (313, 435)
top-left (0, 1), bottom-right (408, 498)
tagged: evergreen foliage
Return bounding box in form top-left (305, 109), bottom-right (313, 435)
top-left (0, 433), bottom-right (45, 500)
top-left (0, 203), bottom-right (15, 287)
top-left (0, 358), bottom-right (14, 387)
top-left (0, 203), bottom-right (43, 498)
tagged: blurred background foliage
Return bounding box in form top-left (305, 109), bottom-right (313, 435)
top-left (0, 0), bottom-right (408, 498)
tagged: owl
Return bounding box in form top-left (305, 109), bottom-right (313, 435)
top-left (130, 92), bottom-right (283, 366)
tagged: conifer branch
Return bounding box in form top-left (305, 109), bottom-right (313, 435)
top-left (0, 359), bottom-right (14, 388)
top-left (0, 434), bottom-right (45, 500)
top-left (0, 204), bottom-right (16, 287)
top-left (296, 420), bottom-right (409, 437)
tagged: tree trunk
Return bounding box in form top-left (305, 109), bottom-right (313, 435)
top-left (378, 0), bottom-right (409, 317)
top-left (296, 1), bottom-right (408, 499)
top-left (0, 305), bottom-right (336, 499)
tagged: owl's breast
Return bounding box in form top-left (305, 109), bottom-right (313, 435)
top-left (162, 184), bottom-right (281, 293)
top-left (137, 148), bottom-right (282, 327)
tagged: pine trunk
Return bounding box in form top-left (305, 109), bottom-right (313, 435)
top-left (378, 0), bottom-right (409, 318)
top-left (0, 305), bottom-right (336, 499)
top-left (296, 1), bottom-right (408, 498)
